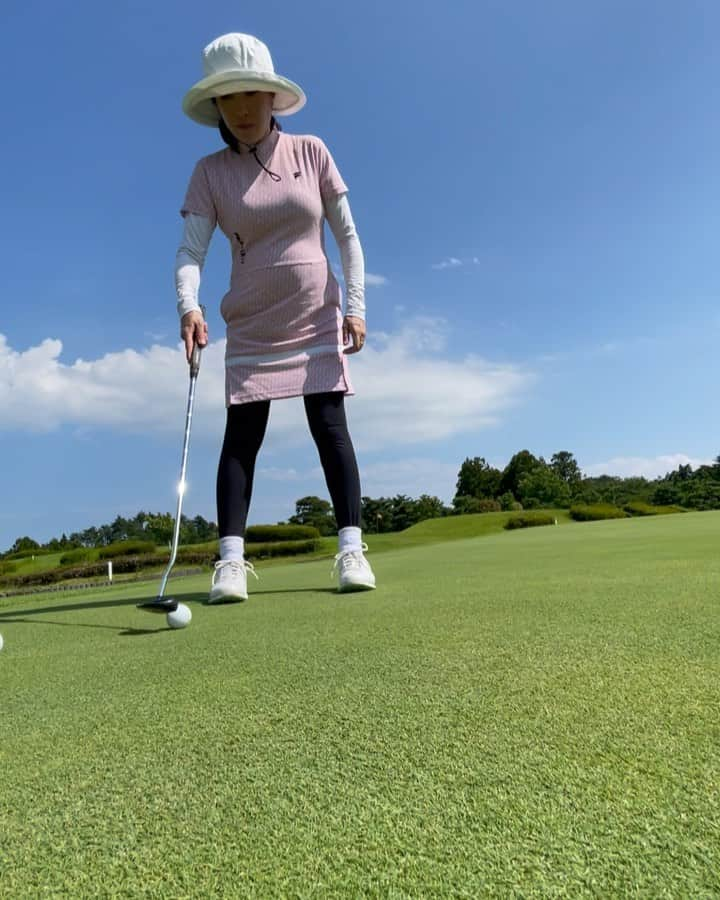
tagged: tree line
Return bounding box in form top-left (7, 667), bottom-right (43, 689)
top-left (4, 451), bottom-right (718, 555)
top-left (4, 512), bottom-right (219, 557)
top-left (287, 451), bottom-right (720, 533)
top-left (452, 450), bottom-right (720, 513)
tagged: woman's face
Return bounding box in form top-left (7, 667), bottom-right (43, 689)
top-left (216, 91), bottom-right (275, 147)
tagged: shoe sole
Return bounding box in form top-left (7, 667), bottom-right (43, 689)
top-left (337, 582), bottom-right (376, 593)
top-left (208, 594), bottom-right (247, 605)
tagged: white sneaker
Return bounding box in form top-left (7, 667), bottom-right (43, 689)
top-left (332, 543), bottom-right (376, 593)
top-left (209, 559), bottom-right (258, 604)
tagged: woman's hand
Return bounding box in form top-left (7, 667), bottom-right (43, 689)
top-left (181, 310), bottom-right (208, 363)
top-left (343, 316), bottom-right (366, 354)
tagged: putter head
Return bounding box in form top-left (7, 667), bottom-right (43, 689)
top-left (137, 597), bottom-right (179, 614)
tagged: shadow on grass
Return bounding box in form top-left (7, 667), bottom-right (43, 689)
top-left (0, 616), bottom-right (165, 635)
top-left (0, 592), bottom-right (209, 636)
top-left (0, 586), bottom-right (349, 636)
top-left (209, 588), bottom-right (339, 602)
top-left (0, 593), bottom-right (208, 620)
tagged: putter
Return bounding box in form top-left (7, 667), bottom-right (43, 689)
top-left (138, 309), bottom-right (205, 614)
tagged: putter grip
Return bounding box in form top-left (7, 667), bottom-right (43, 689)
top-left (190, 341), bottom-right (202, 377)
top-left (189, 305), bottom-right (206, 378)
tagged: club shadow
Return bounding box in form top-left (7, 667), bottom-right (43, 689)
top-left (0, 616), bottom-right (121, 631)
top-left (118, 627), bottom-right (173, 636)
top-left (0, 593), bottom-right (207, 620)
top-left (0, 616), bottom-right (174, 636)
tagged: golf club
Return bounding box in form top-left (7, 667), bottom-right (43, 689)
top-left (138, 308), bottom-right (205, 615)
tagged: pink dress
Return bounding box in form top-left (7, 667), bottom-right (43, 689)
top-left (181, 130), bottom-right (354, 406)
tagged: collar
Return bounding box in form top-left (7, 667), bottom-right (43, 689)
top-left (234, 127), bottom-right (280, 156)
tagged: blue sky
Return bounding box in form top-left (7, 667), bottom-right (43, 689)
top-left (1, 0), bottom-right (719, 550)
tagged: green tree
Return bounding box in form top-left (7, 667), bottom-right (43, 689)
top-left (290, 496), bottom-right (337, 535)
top-left (191, 514), bottom-right (218, 542)
top-left (453, 495), bottom-right (484, 515)
top-left (498, 491), bottom-right (518, 511)
top-left (7, 536), bottom-right (40, 555)
top-left (43, 533), bottom-right (77, 552)
top-left (109, 516), bottom-right (131, 543)
top-left (361, 496), bottom-right (393, 533)
top-left (454, 457), bottom-right (502, 502)
top-left (413, 494), bottom-right (449, 523)
top-left (518, 468), bottom-right (571, 508)
top-left (144, 513), bottom-right (174, 546)
top-left (499, 450), bottom-right (544, 499)
top-left (391, 494), bottom-right (429, 531)
top-left (550, 451), bottom-right (582, 487)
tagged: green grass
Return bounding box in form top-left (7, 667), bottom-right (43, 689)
top-left (321, 508), bottom-right (573, 557)
top-left (0, 511), bottom-right (718, 896)
top-left (0, 511), bottom-right (568, 590)
top-left (3, 550), bottom-right (66, 575)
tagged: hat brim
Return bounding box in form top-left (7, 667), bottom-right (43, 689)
top-left (183, 71), bottom-right (306, 126)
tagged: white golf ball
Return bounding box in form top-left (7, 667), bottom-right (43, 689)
top-left (0, 633), bottom-right (4, 651)
top-left (167, 603), bottom-right (192, 630)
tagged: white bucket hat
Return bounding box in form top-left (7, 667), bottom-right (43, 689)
top-left (183, 33), bottom-right (306, 126)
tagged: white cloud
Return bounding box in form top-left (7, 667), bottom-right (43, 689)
top-left (0, 320), bottom-right (533, 451)
top-left (337, 318), bottom-right (533, 451)
top-left (431, 256), bottom-right (484, 271)
top-left (0, 333), bottom-right (227, 435)
top-left (582, 454), bottom-right (713, 480)
top-left (432, 257), bottom-right (463, 270)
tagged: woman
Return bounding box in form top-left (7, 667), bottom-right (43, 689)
top-left (176, 32), bottom-right (376, 602)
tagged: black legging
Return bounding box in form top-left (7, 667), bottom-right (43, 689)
top-left (216, 391), bottom-right (361, 536)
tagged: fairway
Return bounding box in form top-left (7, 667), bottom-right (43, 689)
top-left (1, 513), bottom-right (718, 897)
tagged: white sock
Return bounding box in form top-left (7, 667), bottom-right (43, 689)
top-left (338, 526), bottom-right (363, 554)
top-left (219, 535), bottom-right (245, 561)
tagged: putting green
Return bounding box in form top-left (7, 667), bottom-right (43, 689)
top-left (1, 512), bottom-right (718, 896)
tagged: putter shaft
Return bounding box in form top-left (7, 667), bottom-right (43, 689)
top-left (138, 317), bottom-right (204, 615)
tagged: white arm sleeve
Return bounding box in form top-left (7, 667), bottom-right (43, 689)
top-left (324, 193), bottom-right (366, 320)
top-left (175, 213), bottom-right (215, 319)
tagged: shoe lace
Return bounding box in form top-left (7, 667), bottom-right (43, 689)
top-left (331, 542), bottom-right (369, 577)
top-left (213, 559), bottom-right (259, 583)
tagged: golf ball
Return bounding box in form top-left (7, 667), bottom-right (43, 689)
top-left (0, 633), bottom-right (3, 651)
top-left (167, 603), bottom-right (192, 629)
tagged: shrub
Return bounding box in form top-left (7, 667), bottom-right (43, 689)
top-left (60, 548), bottom-right (95, 566)
top-left (1, 540), bottom-right (322, 589)
top-left (246, 539), bottom-right (321, 559)
top-left (177, 540), bottom-right (218, 555)
top-left (624, 502), bottom-right (685, 517)
top-left (504, 513), bottom-right (556, 530)
top-left (498, 493), bottom-right (523, 512)
top-left (246, 524), bottom-right (321, 543)
top-left (98, 541), bottom-right (156, 560)
top-left (570, 504), bottom-right (628, 522)
top-left (7, 562), bottom-right (111, 587)
top-left (452, 496), bottom-right (501, 515)
top-left (175, 548), bottom-right (217, 565)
